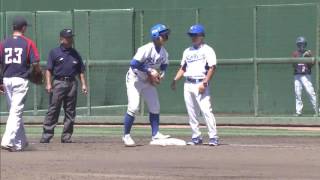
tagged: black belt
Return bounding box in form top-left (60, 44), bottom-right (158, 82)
top-left (54, 76), bottom-right (75, 81)
top-left (186, 77), bottom-right (204, 83)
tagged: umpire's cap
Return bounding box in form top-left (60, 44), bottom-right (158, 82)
top-left (12, 16), bottom-right (30, 29)
top-left (60, 29), bottom-right (75, 38)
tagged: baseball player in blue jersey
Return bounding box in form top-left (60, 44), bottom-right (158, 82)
top-left (171, 24), bottom-right (218, 146)
top-left (292, 36), bottom-right (319, 116)
top-left (122, 24), bottom-right (171, 146)
top-left (0, 16), bottom-right (42, 151)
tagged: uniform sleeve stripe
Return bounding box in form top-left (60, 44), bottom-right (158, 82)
top-left (21, 36), bottom-right (40, 63)
top-left (29, 40), bottom-right (40, 62)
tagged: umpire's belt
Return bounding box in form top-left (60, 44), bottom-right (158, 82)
top-left (54, 76), bottom-right (75, 82)
top-left (186, 77), bottom-right (204, 83)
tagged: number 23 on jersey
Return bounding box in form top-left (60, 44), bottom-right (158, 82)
top-left (5, 47), bottom-right (23, 64)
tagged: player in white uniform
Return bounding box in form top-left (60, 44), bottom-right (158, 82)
top-left (122, 24), bottom-right (171, 146)
top-left (171, 24), bottom-right (218, 146)
top-left (292, 36), bottom-right (319, 116)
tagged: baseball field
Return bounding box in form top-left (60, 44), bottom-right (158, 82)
top-left (1, 125), bottom-right (320, 180)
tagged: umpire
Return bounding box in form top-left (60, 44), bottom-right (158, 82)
top-left (40, 29), bottom-right (87, 143)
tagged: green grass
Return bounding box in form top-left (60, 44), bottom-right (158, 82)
top-left (0, 126), bottom-right (319, 137)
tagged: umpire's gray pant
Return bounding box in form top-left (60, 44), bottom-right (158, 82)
top-left (42, 79), bottom-right (77, 141)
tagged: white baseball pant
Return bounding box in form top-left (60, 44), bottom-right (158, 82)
top-left (294, 74), bottom-right (319, 114)
top-left (126, 71), bottom-right (160, 116)
top-left (1, 77), bottom-right (29, 150)
top-left (184, 81), bottom-right (218, 139)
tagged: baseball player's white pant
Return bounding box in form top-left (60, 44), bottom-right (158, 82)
top-left (126, 71), bottom-right (160, 116)
top-left (294, 74), bottom-right (319, 114)
top-left (1, 77), bottom-right (29, 150)
top-left (184, 81), bottom-right (218, 139)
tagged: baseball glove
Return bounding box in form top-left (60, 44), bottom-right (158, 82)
top-left (29, 68), bottom-right (44, 85)
top-left (303, 50), bottom-right (312, 57)
top-left (148, 69), bottom-right (161, 86)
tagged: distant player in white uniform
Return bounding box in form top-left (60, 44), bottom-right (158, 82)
top-left (171, 24), bottom-right (218, 146)
top-left (292, 36), bottom-right (319, 116)
top-left (122, 24), bottom-right (171, 146)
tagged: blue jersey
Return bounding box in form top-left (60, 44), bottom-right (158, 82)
top-left (47, 45), bottom-right (85, 78)
top-left (0, 35), bottom-right (40, 78)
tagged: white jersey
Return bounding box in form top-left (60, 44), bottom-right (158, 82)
top-left (130, 42), bottom-right (169, 80)
top-left (181, 44), bottom-right (217, 79)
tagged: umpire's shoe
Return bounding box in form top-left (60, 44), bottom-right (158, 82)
top-left (61, 139), bottom-right (73, 143)
top-left (40, 138), bottom-right (50, 143)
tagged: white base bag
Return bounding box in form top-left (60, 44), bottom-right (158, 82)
top-left (149, 138), bottom-right (187, 146)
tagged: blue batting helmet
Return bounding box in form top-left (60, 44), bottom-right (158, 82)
top-left (188, 24), bottom-right (205, 36)
top-left (150, 24), bottom-right (170, 40)
top-left (296, 36), bottom-right (307, 45)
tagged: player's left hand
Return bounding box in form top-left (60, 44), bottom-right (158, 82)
top-left (82, 84), bottom-right (88, 95)
top-left (0, 84), bottom-right (5, 94)
top-left (148, 69), bottom-right (161, 86)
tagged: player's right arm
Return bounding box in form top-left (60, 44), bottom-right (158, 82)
top-left (45, 50), bottom-right (54, 93)
top-left (28, 40), bottom-right (41, 71)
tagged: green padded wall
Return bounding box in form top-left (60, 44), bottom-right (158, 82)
top-left (86, 10), bottom-right (134, 115)
top-left (88, 9), bottom-right (134, 60)
top-left (0, 12), bottom-right (3, 39)
top-left (199, 7), bottom-right (254, 59)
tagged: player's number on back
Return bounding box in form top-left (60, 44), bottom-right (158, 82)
top-left (5, 48), bottom-right (23, 64)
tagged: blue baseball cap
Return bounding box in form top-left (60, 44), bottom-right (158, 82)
top-left (188, 24), bottom-right (205, 36)
top-left (150, 24), bottom-right (170, 40)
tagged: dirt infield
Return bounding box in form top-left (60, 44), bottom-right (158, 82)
top-left (1, 136), bottom-right (320, 180)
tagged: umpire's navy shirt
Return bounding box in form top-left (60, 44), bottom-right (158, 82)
top-left (47, 45), bottom-right (85, 78)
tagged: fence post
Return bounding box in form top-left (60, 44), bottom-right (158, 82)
top-left (253, 6), bottom-right (259, 117)
top-left (33, 11), bottom-right (38, 115)
top-left (139, 10), bottom-right (145, 117)
top-left (315, 4), bottom-right (320, 117)
top-left (195, 8), bottom-right (200, 23)
top-left (87, 10), bottom-right (92, 116)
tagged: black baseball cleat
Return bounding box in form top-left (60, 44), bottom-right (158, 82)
top-left (40, 138), bottom-right (50, 143)
top-left (61, 139), bottom-right (73, 143)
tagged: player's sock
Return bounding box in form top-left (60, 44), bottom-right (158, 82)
top-left (149, 113), bottom-right (159, 137)
top-left (124, 113), bottom-right (135, 135)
